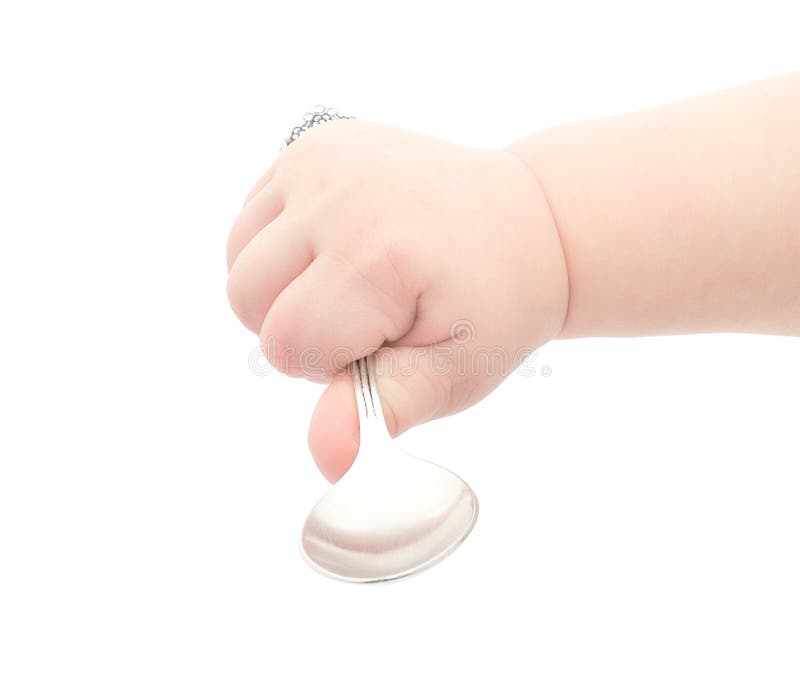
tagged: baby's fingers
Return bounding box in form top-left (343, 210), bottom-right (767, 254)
top-left (227, 182), bottom-right (285, 271)
top-left (258, 253), bottom-right (414, 379)
top-left (226, 213), bottom-right (313, 333)
top-left (243, 160), bottom-right (279, 207)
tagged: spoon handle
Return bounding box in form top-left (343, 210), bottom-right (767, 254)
top-left (352, 355), bottom-right (392, 448)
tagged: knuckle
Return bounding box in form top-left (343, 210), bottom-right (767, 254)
top-left (259, 309), bottom-right (331, 380)
top-left (259, 314), bottom-right (299, 376)
top-left (226, 272), bottom-right (262, 334)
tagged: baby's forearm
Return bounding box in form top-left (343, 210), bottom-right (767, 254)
top-left (508, 72), bottom-right (800, 338)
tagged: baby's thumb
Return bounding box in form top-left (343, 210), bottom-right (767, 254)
top-left (308, 345), bottom-right (481, 482)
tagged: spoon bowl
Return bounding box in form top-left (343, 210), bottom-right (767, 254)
top-left (300, 357), bottom-right (479, 582)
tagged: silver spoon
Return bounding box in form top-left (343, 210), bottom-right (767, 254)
top-left (301, 355), bottom-right (479, 582)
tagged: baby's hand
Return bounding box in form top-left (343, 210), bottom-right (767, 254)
top-left (227, 120), bottom-right (568, 480)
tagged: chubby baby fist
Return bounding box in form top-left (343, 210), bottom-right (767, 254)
top-left (226, 120), bottom-right (568, 480)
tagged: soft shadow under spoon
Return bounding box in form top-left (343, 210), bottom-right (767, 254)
top-left (301, 355), bottom-right (479, 582)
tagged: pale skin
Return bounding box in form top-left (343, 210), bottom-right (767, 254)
top-left (227, 73), bottom-right (800, 482)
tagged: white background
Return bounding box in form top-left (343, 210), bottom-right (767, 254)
top-left (1, 1), bottom-right (799, 692)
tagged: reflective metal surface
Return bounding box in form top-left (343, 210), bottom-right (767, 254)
top-left (301, 356), bottom-right (479, 582)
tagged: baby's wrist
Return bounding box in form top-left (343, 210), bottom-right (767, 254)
top-left (502, 143), bottom-right (571, 344)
